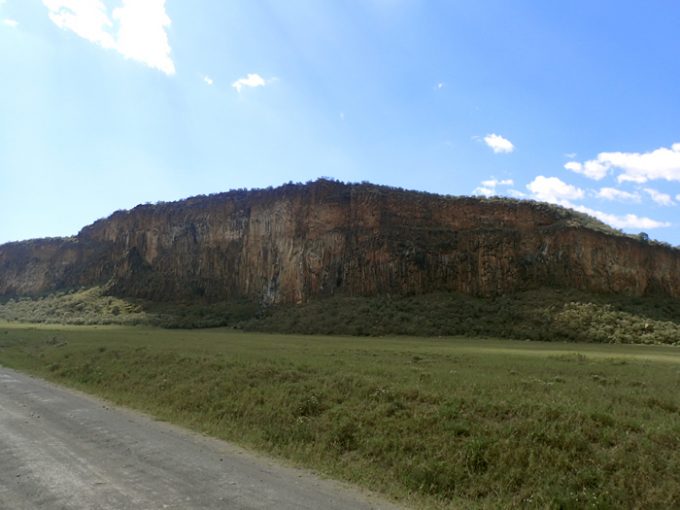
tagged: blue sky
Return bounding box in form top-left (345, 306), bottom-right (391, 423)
top-left (1, 1), bottom-right (679, 245)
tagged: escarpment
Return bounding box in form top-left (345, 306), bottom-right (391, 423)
top-left (1, 180), bottom-right (679, 303)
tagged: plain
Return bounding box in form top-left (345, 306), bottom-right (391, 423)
top-left (1, 323), bottom-right (679, 509)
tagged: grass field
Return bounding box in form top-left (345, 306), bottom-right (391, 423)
top-left (3, 286), bottom-right (680, 345)
top-left (1, 323), bottom-right (679, 509)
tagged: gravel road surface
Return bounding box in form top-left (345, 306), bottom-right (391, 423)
top-left (0, 366), bottom-right (401, 510)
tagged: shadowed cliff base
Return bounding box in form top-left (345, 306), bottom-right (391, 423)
top-left (1, 286), bottom-right (679, 345)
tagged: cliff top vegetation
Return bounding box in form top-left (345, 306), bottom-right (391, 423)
top-left (73, 179), bottom-right (676, 251)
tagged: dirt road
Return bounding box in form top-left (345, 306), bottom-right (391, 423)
top-left (0, 367), bottom-right (401, 510)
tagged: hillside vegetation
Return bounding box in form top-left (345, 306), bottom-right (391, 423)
top-left (1, 325), bottom-right (679, 509)
top-left (241, 290), bottom-right (680, 345)
top-left (1, 286), bottom-right (679, 345)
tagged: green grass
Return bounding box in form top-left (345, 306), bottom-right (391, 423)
top-left (0, 287), bottom-right (151, 325)
top-left (0, 287), bottom-right (259, 329)
top-left (241, 290), bottom-right (680, 345)
top-left (3, 286), bottom-right (680, 345)
top-left (1, 323), bottom-right (679, 509)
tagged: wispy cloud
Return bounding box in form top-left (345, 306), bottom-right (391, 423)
top-left (482, 178), bottom-right (514, 187)
top-left (2, 18), bottom-right (18, 28)
top-left (566, 142), bottom-right (680, 183)
top-left (595, 187), bottom-right (641, 203)
top-left (203, 75), bottom-right (214, 86)
top-left (43, 0), bottom-right (175, 75)
top-left (508, 189), bottom-right (527, 198)
top-left (43, 0), bottom-right (115, 48)
top-left (564, 160), bottom-right (609, 180)
top-left (473, 178), bottom-right (514, 197)
top-left (526, 176), bottom-right (669, 230)
top-left (232, 73), bottom-right (267, 93)
top-left (483, 133), bottom-right (514, 154)
top-left (644, 188), bottom-right (676, 206)
top-left (573, 205), bottom-right (671, 230)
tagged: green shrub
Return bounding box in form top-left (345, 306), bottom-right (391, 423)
top-left (2, 286), bottom-right (680, 345)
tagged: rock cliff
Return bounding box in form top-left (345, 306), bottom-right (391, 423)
top-left (1, 179), bottom-right (679, 302)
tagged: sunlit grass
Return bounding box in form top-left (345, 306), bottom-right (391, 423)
top-left (1, 324), bottom-right (679, 509)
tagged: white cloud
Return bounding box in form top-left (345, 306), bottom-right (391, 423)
top-left (526, 176), bottom-right (670, 230)
top-left (595, 187), bottom-right (641, 203)
top-left (508, 189), bottom-right (527, 198)
top-left (43, 0), bottom-right (115, 48)
top-left (232, 73), bottom-right (266, 93)
top-left (473, 178), bottom-right (514, 197)
top-left (112, 0), bottom-right (174, 75)
top-left (567, 142), bottom-right (680, 183)
top-left (203, 75), bottom-right (214, 86)
top-left (483, 133), bottom-right (514, 154)
top-left (526, 176), bottom-right (584, 204)
top-left (644, 188), bottom-right (675, 206)
top-left (472, 186), bottom-right (495, 197)
top-left (677, 194), bottom-right (680, 202)
top-left (2, 18), bottom-right (18, 27)
top-left (481, 179), bottom-right (514, 188)
top-left (564, 160), bottom-right (609, 180)
top-left (436, 82), bottom-right (444, 90)
top-left (43, 0), bottom-right (174, 75)
top-left (572, 205), bottom-right (671, 230)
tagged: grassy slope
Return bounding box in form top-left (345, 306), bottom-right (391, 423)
top-left (240, 290), bottom-right (680, 345)
top-left (1, 323), bottom-right (679, 509)
top-left (2, 287), bottom-right (680, 345)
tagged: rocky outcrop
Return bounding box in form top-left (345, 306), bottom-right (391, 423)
top-left (1, 180), bottom-right (679, 302)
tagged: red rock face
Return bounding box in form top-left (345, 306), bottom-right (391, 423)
top-left (1, 180), bottom-right (679, 302)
